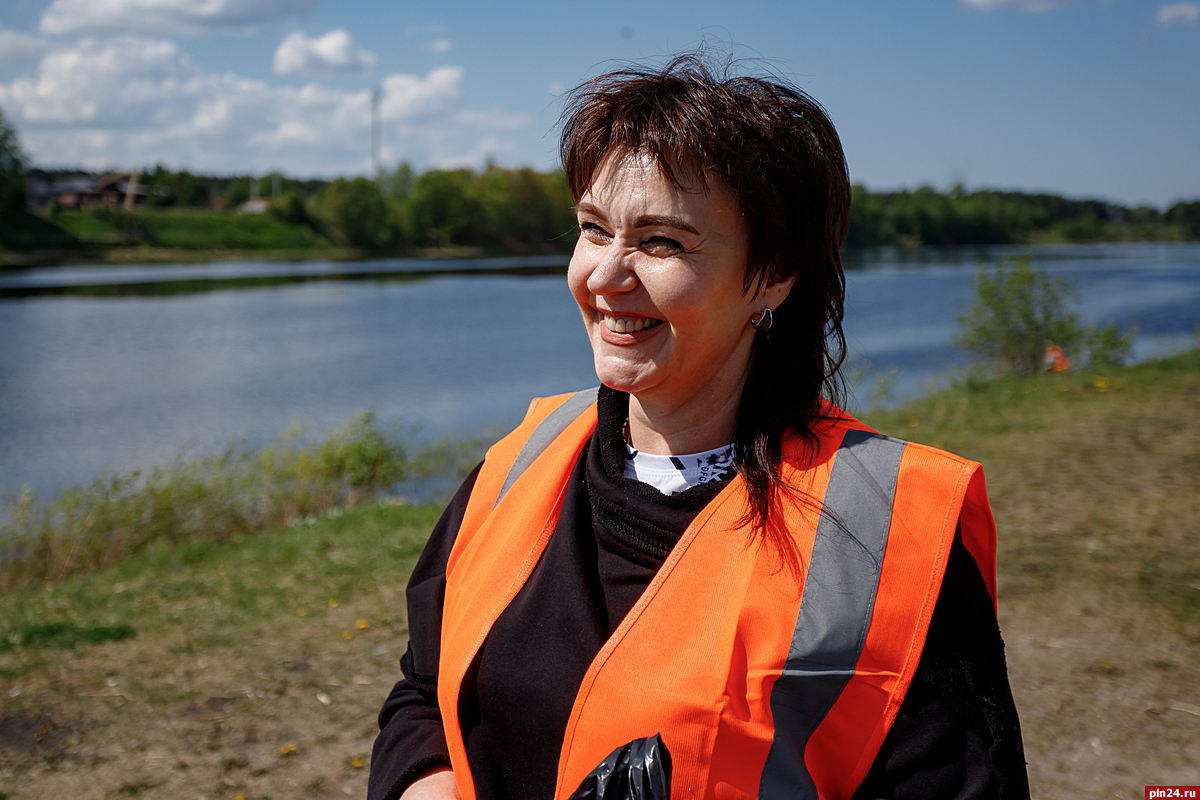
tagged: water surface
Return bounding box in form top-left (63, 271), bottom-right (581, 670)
top-left (1, 243), bottom-right (1196, 500)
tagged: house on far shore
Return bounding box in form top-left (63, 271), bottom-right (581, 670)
top-left (237, 197), bottom-right (270, 214)
top-left (30, 172), bottom-right (151, 210)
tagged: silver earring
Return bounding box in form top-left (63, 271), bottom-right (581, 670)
top-left (752, 307), bottom-right (773, 332)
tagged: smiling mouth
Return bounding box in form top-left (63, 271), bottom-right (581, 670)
top-left (602, 313), bottom-right (663, 333)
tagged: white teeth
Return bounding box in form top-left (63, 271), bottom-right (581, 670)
top-left (603, 314), bottom-right (661, 333)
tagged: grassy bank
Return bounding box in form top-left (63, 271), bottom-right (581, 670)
top-left (0, 205), bottom-right (574, 268)
top-left (1, 351), bottom-right (1198, 798)
top-left (0, 413), bottom-right (490, 591)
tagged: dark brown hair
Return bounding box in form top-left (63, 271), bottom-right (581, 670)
top-left (559, 52), bottom-right (851, 564)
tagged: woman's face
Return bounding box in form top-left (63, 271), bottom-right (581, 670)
top-left (568, 153), bottom-right (789, 413)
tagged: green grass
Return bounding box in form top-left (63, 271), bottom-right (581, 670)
top-left (0, 622), bottom-right (136, 653)
top-left (0, 211), bottom-right (80, 250)
top-left (45, 207), bottom-right (333, 250)
top-left (0, 412), bottom-right (489, 591)
top-left (0, 502), bottom-right (439, 666)
top-left (866, 349), bottom-right (1200, 453)
top-left (138, 207), bottom-right (331, 249)
top-left (864, 348), bottom-right (1200, 634)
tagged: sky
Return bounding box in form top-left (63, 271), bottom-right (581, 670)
top-left (0, 0), bottom-right (1197, 207)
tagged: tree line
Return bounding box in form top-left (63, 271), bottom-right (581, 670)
top-left (847, 184), bottom-right (1200, 247)
top-left (2, 104), bottom-right (1197, 253)
top-left (8, 164), bottom-right (1200, 253)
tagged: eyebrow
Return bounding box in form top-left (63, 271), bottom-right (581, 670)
top-left (576, 203), bottom-right (700, 236)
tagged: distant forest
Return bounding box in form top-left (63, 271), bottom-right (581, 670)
top-left (4, 162), bottom-right (1200, 254)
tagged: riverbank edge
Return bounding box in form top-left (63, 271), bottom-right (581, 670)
top-left (3, 347), bottom-right (1196, 592)
top-left (0, 243), bottom-right (577, 270)
top-left (7, 239), bottom-right (1199, 270)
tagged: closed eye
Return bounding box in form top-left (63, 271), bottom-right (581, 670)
top-left (642, 236), bottom-right (683, 256)
top-left (579, 221), bottom-right (612, 242)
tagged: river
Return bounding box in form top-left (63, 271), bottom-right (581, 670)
top-left (1, 242), bottom-right (1197, 501)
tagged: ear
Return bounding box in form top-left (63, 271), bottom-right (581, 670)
top-left (759, 273), bottom-right (797, 310)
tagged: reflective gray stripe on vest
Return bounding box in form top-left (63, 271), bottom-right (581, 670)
top-left (758, 429), bottom-right (907, 800)
top-left (493, 387), bottom-right (600, 509)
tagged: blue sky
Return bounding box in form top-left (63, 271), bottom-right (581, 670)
top-left (1, 0), bottom-right (1196, 207)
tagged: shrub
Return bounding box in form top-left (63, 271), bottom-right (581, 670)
top-left (956, 255), bottom-right (1133, 375)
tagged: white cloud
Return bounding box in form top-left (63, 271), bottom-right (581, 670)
top-left (423, 38), bottom-right (453, 54)
top-left (0, 36), bottom-right (193, 124)
top-left (273, 29), bottom-right (377, 76)
top-left (961, 0), bottom-right (1103, 11)
top-left (1156, 2), bottom-right (1199, 25)
top-left (0, 37), bottom-right (532, 175)
top-left (0, 28), bottom-right (47, 63)
top-left (39, 0), bottom-right (321, 37)
top-left (379, 66), bottom-right (463, 119)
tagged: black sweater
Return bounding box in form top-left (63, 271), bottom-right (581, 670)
top-left (369, 388), bottom-right (1029, 800)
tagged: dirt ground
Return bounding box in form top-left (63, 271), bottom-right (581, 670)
top-left (1, 579), bottom-right (412, 799)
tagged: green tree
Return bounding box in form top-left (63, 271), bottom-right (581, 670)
top-left (318, 177), bottom-right (390, 248)
top-left (222, 178), bottom-right (250, 209)
top-left (0, 107), bottom-right (29, 216)
top-left (957, 255), bottom-right (1132, 375)
top-left (409, 169), bottom-right (484, 246)
top-left (271, 190), bottom-right (308, 224)
top-left (957, 256), bottom-right (1085, 376)
top-left (1165, 200), bottom-right (1200, 238)
top-left (377, 162), bottom-right (415, 201)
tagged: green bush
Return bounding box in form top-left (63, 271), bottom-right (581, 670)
top-left (956, 255), bottom-right (1133, 375)
top-left (270, 190), bottom-right (308, 224)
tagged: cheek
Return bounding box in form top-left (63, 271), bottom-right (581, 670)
top-left (566, 249), bottom-right (591, 303)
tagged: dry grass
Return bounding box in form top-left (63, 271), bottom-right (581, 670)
top-left (1, 351), bottom-right (1197, 799)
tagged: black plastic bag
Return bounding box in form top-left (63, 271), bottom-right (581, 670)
top-left (567, 733), bottom-right (672, 800)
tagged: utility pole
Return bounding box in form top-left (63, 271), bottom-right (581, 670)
top-left (371, 88), bottom-right (381, 176)
top-left (123, 167), bottom-right (140, 211)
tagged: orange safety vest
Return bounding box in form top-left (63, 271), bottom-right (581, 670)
top-left (438, 389), bottom-right (998, 800)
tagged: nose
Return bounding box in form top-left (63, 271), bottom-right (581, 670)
top-left (585, 243), bottom-right (638, 296)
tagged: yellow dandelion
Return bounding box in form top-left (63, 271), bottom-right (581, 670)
top-left (343, 631), bottom-right (354, 640)
top-left (1094, 376), bottom-right (1110, 392)
top-left (237, 796), bottom-right (247, 800)
top-left (328, 598), bottom-right (339, 608)
top-left (366, 582), bottom-right (376, 592)
top-left (1056, 381), bottom-right (1069, 393)
top-left (356, 619), bottom-right (370, 630)
top-left (351, 757), bottom-right (364, 769)
top-left (281, 742), bottom-right (298, 755)
top-left (1023, 381), bottom-right (1038, 394)
top-left (296, 608), bottom-right (306, 617)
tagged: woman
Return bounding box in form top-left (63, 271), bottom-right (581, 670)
top-left (369, 55), bottom-right (1029, 800)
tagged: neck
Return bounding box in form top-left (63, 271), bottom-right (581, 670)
top-left (626, 375), bottom-right (745, 456)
